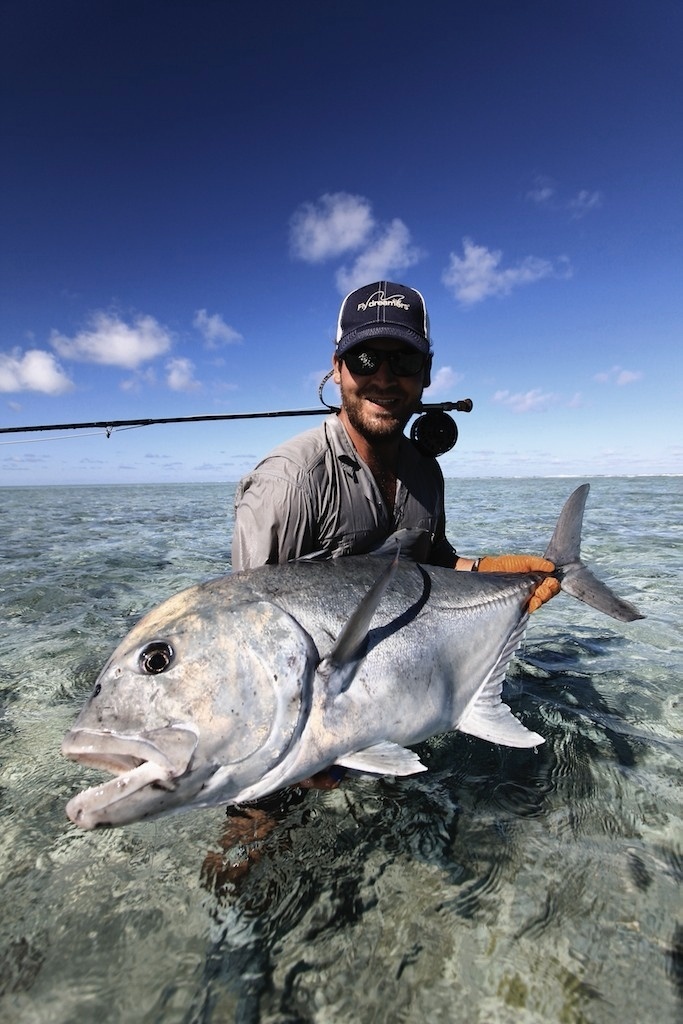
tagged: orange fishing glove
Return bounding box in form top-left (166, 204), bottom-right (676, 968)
top-left (475, 554), bottom-right (561, 613)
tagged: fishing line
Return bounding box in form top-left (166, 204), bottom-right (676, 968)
top-left (0, 423), bottom-right (153, 445)
top-left (0, 430), bottom-right (110, 446)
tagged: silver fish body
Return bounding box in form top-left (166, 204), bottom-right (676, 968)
top-left (62, 484), bottom-right (643, 829)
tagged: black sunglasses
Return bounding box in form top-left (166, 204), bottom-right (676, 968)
top-left (342, 346), bottom-right (428, 378)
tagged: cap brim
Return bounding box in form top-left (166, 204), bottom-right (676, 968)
top-left (336, 323), bottom-right (430, 357)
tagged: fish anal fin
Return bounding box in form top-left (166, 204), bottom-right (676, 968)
top-left (459, 700), bottom-right (544, 748)
top-left (454, 614), bottom-right (539, 749)
top-left (335, 740), bottom-right (427, 776)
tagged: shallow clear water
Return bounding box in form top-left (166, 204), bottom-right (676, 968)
top-left (0, 477), bottom-right (681, 1023)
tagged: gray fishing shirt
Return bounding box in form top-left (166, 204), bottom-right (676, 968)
top-left (231, 415), bottom-right (457, 571)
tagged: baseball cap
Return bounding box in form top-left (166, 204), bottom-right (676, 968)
top-left (335, 281), bottom-right (431, 357)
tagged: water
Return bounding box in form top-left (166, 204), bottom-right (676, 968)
top-left (0, 478), bottom-right (681, 1023)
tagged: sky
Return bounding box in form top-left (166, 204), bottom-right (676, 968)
top-left (1, 0), bottom-right (681, 486)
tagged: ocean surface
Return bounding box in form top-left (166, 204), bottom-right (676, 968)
top-left (0, 477), bottom-right (680, 1023)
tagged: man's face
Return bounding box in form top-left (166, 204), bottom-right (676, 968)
top-left (333, 338), bottom-right (429, 443)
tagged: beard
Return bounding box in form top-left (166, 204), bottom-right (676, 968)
top-left (339, 378), bottom-right (420, 443)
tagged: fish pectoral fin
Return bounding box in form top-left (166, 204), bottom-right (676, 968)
top-left (318, 551), bottom-right (400, 697)
top-left (324, 551), bottom-right (399, 668)
top-left (335, 740), bottom-right (428, 776)
top-left (458, 699), bottom-right (544, 748)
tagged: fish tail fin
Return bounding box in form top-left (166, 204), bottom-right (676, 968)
top-left (544, 484), bottom-right (644, 623)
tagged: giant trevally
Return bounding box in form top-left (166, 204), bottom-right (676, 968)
top-left (61, 484), bottom-right (643, 829)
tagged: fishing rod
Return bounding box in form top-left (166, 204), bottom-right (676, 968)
top-left (0, 399), bottom-right (473, 436)
top-left (0, 408), bottom-right (336, 435)
top-left (0, 389), bottom-right (474, 457)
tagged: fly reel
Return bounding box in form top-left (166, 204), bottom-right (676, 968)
top-left (411, 399), bottom-right (473, 457)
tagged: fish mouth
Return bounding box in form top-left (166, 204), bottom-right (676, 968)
top-left (61, 725), bottom-right (199, 829)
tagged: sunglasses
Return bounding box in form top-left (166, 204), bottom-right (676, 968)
top-left (342, 346), bottom-right (428, 378)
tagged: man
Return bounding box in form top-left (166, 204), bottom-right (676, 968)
top-left (209, 281), bottom-right (558, 886)
top-left (232, 280), bottom-right (559, 613)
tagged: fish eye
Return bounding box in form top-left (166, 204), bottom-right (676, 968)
top-left (139, 641), bottom-right (175, 675)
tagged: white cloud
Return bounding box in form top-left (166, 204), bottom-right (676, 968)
top-left (289, 192), bottom-right (375, 262)
top-left (335, 219), bottom-right (423, 294)
top-left (568, 189), bottom-right (603, 218)
top-left (290, 193), bottom-right (425, 293)
top-left (193, 309), bottom-right (243, 348)
top-left (51, 312), bottom-right (172, 369)
top-left (616, 369), bottom-right (643, 385)
top-left (442, 238), bottom-right (569, 306)
top-left (527, 176), bottom-right (603, 219)
top-left (119, 367), bottom-right (157, 393)
top-left (166, 357), bottom-right (200, 392)
top-left (492, 388), bottom-right (559, 413)
top-left (0, 348), bottom-right (74, 394)
top-left (594, 365), bottom-right (643, 386)
top-left (526, 175), bottom-right (556, 206)
top-left (423, 365), bottom-right (463, 397)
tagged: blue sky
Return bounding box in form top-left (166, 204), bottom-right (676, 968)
top-left (1, 0), bottom-right (681, 485)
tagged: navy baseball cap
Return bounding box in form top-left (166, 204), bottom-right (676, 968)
top-left (335, 281), bottom-right (431, 357)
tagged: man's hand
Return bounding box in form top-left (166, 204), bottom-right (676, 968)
top-left (297, 767), bottom-right (346, 790)
top-left (476, 554), bottom-right (561, 613)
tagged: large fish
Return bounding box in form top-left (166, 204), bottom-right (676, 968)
top-left (61, 484), bottom-right (643, 829)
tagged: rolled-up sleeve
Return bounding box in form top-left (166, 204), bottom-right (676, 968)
top-left (231, 463), bottom-right (316, 572)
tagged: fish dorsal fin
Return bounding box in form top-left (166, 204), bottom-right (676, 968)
top-left (318, 551), bottom-right (399, 694)
top-left (335, 740), bottom-right (427, 776)
top-left (457, 616), bottom-right (545, 748)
